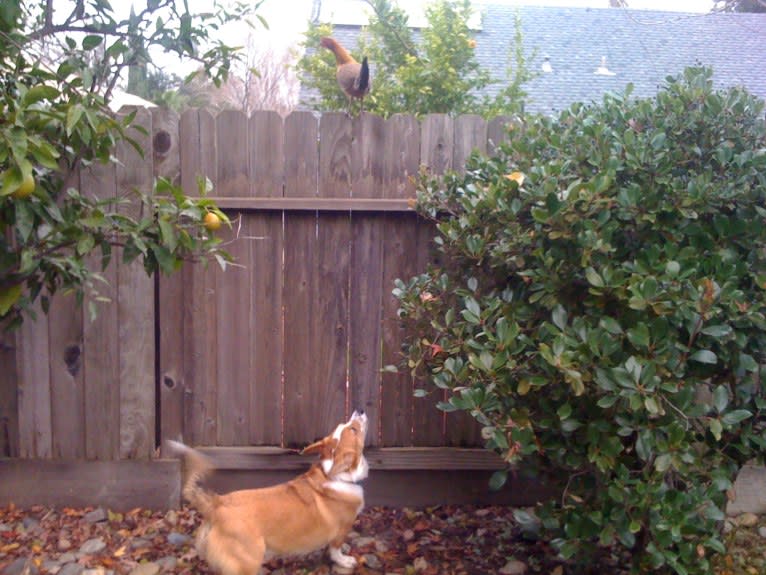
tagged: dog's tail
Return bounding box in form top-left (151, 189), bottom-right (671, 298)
top-left (166, 440), bottom-right (217, 518)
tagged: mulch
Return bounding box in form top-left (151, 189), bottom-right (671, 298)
top-left (5, 503), bottom-right (762, 574)
top-left (0, 503), bottom-right (564, 575)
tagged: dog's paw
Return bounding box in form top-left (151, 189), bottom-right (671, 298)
top-left (329, 546), bottom-right (358, 569)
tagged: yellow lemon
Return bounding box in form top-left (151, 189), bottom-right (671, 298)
top-left (12, 172), bottom-right (35, 199)
top-left (203, 211), bottom-right (222, 232)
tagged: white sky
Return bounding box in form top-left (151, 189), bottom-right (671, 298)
top-left (116, 0), bottom-right (716, 78)
top-left (122, 0), bottom-right (717, 50)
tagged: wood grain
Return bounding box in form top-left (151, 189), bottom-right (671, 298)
top-left (214, 110), bottom-right (252, 446)
top-left (80, 160), bottom-right (120, 460)
top-left (179, 109), bottom-right (218, 446)
top-left (115, 108), bottom-right (155, 460)
top-left (0, 324), bottom-right (19, 457)
top-left (249, 111), bottom-right (284, 445)
top-left (16, 299), bottom-right (52, 458)
top-left (283, 111), bottom-right (319, 446)
top-left (48, 293), bottom-right (85, 458)
top-left (349, 113), bottom-right (386, 443)
top-left (154, 108), bottom-right (185, 452)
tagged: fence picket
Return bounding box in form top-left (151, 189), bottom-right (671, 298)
top-left (283, 111), bottom-right (320, 446)
top-left (349, 113), bottom-right (386, 444)
top-left (16, 300), bottom-right (51, 458)
top-left (49, 293), bottom-right (85, 458)
top-left (179, 109), bottom-right (219, 446)
top-left (215, 110), bottom-right (253, 446)
top-left (249, 110), bottom-right (285, 445)
top-left (115, 108), bottom-right (156, 460)
top-left (154, 108), bottom-right (185, 452)
top-left (81, 160), bottom-right (120, 460)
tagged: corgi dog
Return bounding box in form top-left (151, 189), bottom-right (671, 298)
top-left (167, 410), bottom-right (369, 574)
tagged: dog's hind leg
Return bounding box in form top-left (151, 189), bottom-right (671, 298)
top-left (328, 542), bottom-right (357, 569)
top-left (206, 529), bottom-right (265, 575)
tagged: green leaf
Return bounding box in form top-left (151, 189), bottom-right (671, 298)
top-left (585, 267), bottom-right (604, 287)
top-left (489, 469), bottom-right (507, 491)
top-left (654, 454), bottom-right (672, 473)
top-left (552, 305), bottom-right (567, 330)
top-left (597, 395), bottom-right (619, 409)
top-left (557, 403), bottom-right (572, 420)
top-left (82, 35), bottom-right (104, 50)
top-left (721, 410), bottom-right (752, 426)
top-left (627, 324), bottom-right (650, 348)
top-left (712, 386), bottom-right (729, 413)
top-left (709, 418), bottom-right (723, 441)
top-left (66, 104), bottom-right (85, 136)
top-left (700, 324), bottom-right (732, 338)
top-left (690, 350), bottom-right (717, 364)
top-left (22, 85), bottom-right (59, 106)
top-left (0, 284), bottom-right (23, 316)
top-left (600, 317), bottom-right (623, 335)
top-left (644, 396), bottom-right (661, 415)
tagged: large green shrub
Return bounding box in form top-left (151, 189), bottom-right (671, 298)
top-left (394, 67), bottom-right (766, 573)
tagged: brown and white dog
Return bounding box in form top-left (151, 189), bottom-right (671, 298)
top-left (167, 411), bottom-right (369, 574)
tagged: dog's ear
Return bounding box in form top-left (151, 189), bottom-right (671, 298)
top-left (301, 437), bottom-right (334, 457)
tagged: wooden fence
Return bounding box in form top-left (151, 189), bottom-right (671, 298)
top-left (0, 109), bottom-right (550, 509)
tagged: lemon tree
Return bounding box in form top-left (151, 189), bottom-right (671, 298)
top-left (0, 0), bottom-right (256, 328)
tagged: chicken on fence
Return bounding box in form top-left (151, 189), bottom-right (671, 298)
top-left (320, 36), bottom-right (370, 116)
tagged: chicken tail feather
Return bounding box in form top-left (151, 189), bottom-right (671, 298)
top-left (356, 56), bottom-right (370, 94)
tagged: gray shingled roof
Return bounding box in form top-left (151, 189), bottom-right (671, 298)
top-left (302, 2), bottom-right (766, 116)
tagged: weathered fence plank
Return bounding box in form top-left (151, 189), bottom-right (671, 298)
top-left (115, 108), bottom-right (156, 460)
top-left (215, 110), bottom-right (253, 446)
top-left (80, 161), bottom-right (120, 460)
top-left (380, 114), bottom-right (423, 447)
top-left (48, 294), bottom-right (85, 459)
top-left (248, 111), bottom-right (285, 446)
top-left (283, 111), bottom-right (320, 446)
top-left (349, 113), bottom-right (386, 444)
top-left (487, 115), bottom-right (512, 155)
top-left (287, 112), bottom-right (352, 443)
top-left (154, 108), bottom-right (185, 451)
top-left (16, 300), bottom-right (52, 458)
top-left (0, 325), bottom-right (19, 457)
top-left (179, 109), bottom-right (219, 447)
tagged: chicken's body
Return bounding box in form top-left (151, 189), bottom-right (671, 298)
top-left (320, 37), bottom-right (370, 115)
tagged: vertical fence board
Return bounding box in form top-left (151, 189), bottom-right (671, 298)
top-left (445, 115), bottom-right (487, 447)
top-left (81, 162), bottom-right (120, 460)
top-left (215, 110), bottom-right (253, 446)
top-left (286, 112), bottom-right (351, 444)
top-left (314, 113), bottom-right (352, 434)
top-left (154, 108), bottom-right (185, 451)
top-left (380, 114), bottom-right (422, 447)
top-left (249, 111), bottom-right (284, 445)
top-left (282, 112), bottom-right (319, 446)
top-left (406, 114), bottom-right (457, 447)
top-left (180, 109), bottom-right (218, 446)
top-left (48, 294), bottom-right (85, 458)
top-left (16, 301), bottom-right (51, 458)
top-left (487, 115), bottom-right (512, 155)
top-left (349, 114), bottom-right (386, 444)
top-left (453, 114), bottom-right (487, 173)
top-left (115, 108), bottom-right (156, 459)
top-left (0, 325), bottom-right (19, 457)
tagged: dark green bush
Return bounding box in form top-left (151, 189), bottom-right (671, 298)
top-left (395, 67), bottom-right (766, 574)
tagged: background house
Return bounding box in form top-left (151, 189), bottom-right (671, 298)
top-left (301, 1), bottom-right (766, 115)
